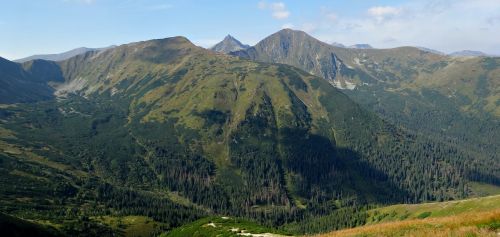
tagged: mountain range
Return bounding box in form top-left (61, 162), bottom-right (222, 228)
top-left (0, 30), bottom-right (498, 236)
top-left (14, 46), bottom-right (115, 63)
top-left (449, 50), bottom-right (490, 57)
top-left (231, 29), bottom-right (499, 161)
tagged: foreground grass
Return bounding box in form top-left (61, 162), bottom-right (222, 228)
top-left (316, 195), bottom-right (500, 237)
top-left (316, 209), bottom-right (499, 237)
top-left (367, 195), bottom-right (500, 224)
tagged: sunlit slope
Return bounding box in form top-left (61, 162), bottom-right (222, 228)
top-left (318, 195), bottom-right (500, 237)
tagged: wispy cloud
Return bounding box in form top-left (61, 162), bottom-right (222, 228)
top-left (309, 0), bottom-right (500, 54)
top-left (258, 1), bottom-right (290, 20)
top-left (367, 6), bottom-right (402, 22)
top-left (318, 7), bottom-right (339, 24)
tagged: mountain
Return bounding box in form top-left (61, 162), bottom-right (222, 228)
top-left (232, 28), bottom-right (500, 177)
top-left (0, 35), bottom-right (497, 235)
top-left (0, 57), bottom-right (63, 103)
top-left (231, 29), bottom-right (349, 83)
top-left (230, 29), bottom-right (371, 89)
top-left (348, 44), bottom-right (373, 49)
top-left (14, 46), bottom-right (115, 63)
top-left (449, 50), bottom-right (488, 57)
top-left (416, 46), bottom-right (446, 55)
top-left (210, 35), bottom-right (250, 53)
top-left (331, 42), bottom-right (346, 48)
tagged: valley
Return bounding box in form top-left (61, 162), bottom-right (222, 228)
top-left (0, 24), bottom-right (498, 237)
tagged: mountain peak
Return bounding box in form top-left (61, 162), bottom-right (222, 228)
top-left (449, 50), bottom-right (488, 57)
top-left (144, 36), bottom-right (192, 45)
top-left (348, 44), bottom-right (374, 49)
top-left (224, 34), bottom-right (236, 40)
top-left (258, 28), bottom-right (328, 49)
top-left (331, 42), bottom-right (346, 48)
top-left (276, 28), bottom-right (308, 36)
top-left (210, 34), bottom-right (250, 54)
top-left (416, 46), bottom-right (446, 55)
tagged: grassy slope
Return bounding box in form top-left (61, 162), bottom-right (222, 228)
top-left (317, 195), bottom-right (500, 237)
top-left (469, 182), bottom-right (500, 197)
top-left (161, 216), bottom-right (291, 237)
top-left (90, 216), bottom-right (166, 237)
top-left (0, 212), bottom-right (166, 237)
top-left (0, 212), bottom-right (62, 237)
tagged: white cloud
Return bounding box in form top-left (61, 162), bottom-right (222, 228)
top-left (258, 1), bottom-right (290, 20)
top-left (310, 0), bottom-right (500, 54)
top-left (368, 6), bottom-right (402, 22)
top-left (273, 10), bottom-right (290, 19)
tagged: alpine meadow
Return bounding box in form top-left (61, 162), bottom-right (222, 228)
top-left (0, 1), bottom-right (499, 236)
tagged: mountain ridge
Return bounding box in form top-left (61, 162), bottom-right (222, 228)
top-left (14, 46), bottom-right (115, 63)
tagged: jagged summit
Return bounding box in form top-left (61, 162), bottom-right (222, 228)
top-left (210, 34), bottom-right (250, 54)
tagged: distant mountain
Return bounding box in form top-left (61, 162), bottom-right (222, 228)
top-left (209, 35), bottom-right (250, 53)
top-left (416, 46), bottom-right (446, 55)
top-left (0, 57), bottom-right (63, 103)
top-left (14, 46), bottom-right (114, 63)
top-left (331, 42), bottom-right (346, 48)
top-left (349, 44), bottom-right (374, 49)
top-left (449, 50), bottom-right (488, 57)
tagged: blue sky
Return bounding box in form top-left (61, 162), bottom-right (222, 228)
top-left (1, 0), bottom-right (500, 60)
